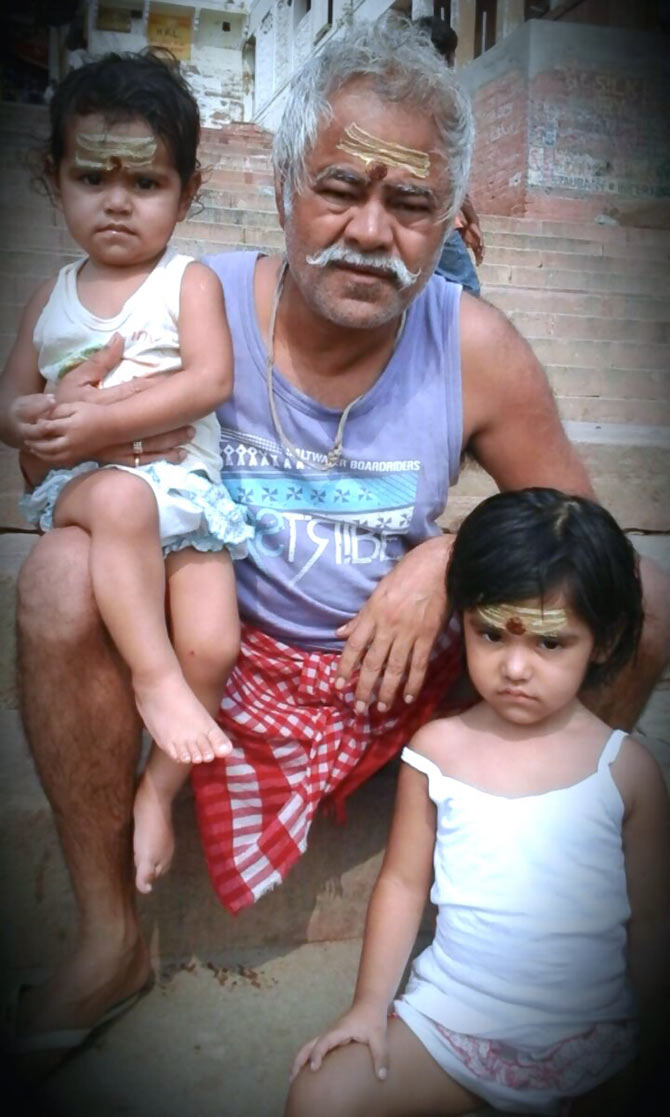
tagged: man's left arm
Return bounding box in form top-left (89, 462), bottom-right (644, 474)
top-left (338, 297), bottom-right (667, 719)
top-left (336, 298), bottom-right (590, 709)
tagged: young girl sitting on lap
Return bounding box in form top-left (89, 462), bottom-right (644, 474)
top-left (286, 488), bottom-right (669, 1116)
top-left (0, 52), bottom-right (252, 894)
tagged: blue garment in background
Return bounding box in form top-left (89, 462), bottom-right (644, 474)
top-left (435, 229), bottom-right (480, 296)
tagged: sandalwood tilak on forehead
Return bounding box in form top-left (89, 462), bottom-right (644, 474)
top-left (336, 123), bottom-right (431, 179)
top-left (476, 603), bottom-right (569, 636)
top-left (73, 133), bottom-right (157, 171)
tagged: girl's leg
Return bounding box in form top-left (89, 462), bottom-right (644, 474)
top-left (53, 469), bottom-right (232, 763)
top-left (133, 547), bottom-right (240, 893)
top-left (285, 1017), bottom-right (482, 1117)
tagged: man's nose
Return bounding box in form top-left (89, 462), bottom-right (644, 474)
top-left (343, 196), bottom-right (394, 252)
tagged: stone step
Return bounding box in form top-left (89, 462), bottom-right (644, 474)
top-left (2, 946), bottom-right (369, 1117)
top-left (530, 336), bottom-right (668, 373)
top-left (0, 193), bottom-right (281, 228)
top-left (0, 219), bottom-right (284, 256)
top-left (480, 245), bottom-right (668, 277)
top-left (486, 287), bottom-right (670, 322)
top-left (440, 423), bottom-right (670, 534)
top-left (198, 185), bottom-right (278, 211)
top-left (0, 247), bottom-right (83, 278)
top-left (506, 311), bottom-right (670, 345)
top-left (479, 263), bottom-right (664, 295)
top-left (481, 213), bottom-right (670, 246)
top-left (554, 395), bottom-right (667, 425)
top-left (203, 166), bottom-right (275, 189)
top-left (0, 695), bottom-right (399, 969)
top-left (192, 202), bottom-right (280, 229)
top-left (483, 229), bottom-right (670, 260)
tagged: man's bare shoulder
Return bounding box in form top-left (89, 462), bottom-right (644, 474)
top-left (457, 290), bottom-right (592, 494)
top-left (459, 293), bottom-right (541, 392)
top-left (611, 733), bottom-right (669, 814)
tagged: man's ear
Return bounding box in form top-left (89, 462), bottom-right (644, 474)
top-left (178, 169), bottom-right (202, 220)
top-left (274, 170), bottom-right (286, 228)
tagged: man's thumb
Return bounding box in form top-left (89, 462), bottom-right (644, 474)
top-left (91, 333), bottom-right (124, 375)
top-left (370, 1038), bottom-right (389, 1081)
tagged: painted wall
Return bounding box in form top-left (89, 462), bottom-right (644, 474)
top-left (86, 5), bottom-right (247, 127)
top-left (459, 19), bottom-right (669, 220)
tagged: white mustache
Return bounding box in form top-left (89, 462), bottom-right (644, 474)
top-left (305, 244), bottom-right (420, 289)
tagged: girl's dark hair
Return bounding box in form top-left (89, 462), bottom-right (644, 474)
top-left (46, 49), bottom-right (200, 186)
top-left (446, 488), bottom-right (644, 687)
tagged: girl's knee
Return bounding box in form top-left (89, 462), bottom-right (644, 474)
top-left (174, 631), bottom-right (239, 691)
top-left (286, 1065), bottom-right (366, 1117)
top-left (79, 470), bottom-right (158, 533)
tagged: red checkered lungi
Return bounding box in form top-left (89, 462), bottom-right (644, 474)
top-left (191, 621), bottom-right (465, 913)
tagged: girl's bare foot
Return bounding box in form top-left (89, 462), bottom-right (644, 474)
top-left (134, 670), bottom-right (232, 763)
top-left (133, 772), bottom-right (177, 894)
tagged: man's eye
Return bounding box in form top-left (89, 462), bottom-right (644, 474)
top-left (481, 628), bottom-right (502, 643)
top-left (136, 177), bottom-right (158, 190)
top-left (80, 172), bottom-right (102, 186)
top-left (393, 199), bottom-right (430, 214)
top-left (539, 636), bottom-right (562, 651)
top-left (322, 186), bottom-right (355, 202)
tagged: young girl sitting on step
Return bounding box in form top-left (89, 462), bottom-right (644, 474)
top-left (0, 52), bottom-right (253, 895)
top-left (286, 487), bottom-right (669, 1117)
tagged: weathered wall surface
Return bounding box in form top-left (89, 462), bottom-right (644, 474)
top-left (88, 9), bottom-right (246, 128)
top-left (459, 20), bottom-right (670, 223)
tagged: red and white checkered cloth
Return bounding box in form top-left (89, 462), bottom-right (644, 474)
top-left (191, 622), bottom-right (465, 913)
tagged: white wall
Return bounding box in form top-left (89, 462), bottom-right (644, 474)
top-left (86, 4), bottom-right (246, 127)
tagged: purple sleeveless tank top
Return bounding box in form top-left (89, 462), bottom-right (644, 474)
top-left (204, 251), bottom-right (462, 650)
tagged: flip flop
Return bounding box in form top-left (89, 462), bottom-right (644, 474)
top-left (4, 981), bottom-right (151, 1058)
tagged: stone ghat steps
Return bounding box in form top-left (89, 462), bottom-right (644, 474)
top-left (440, 422), bottom-right (670, 535)
top-left (0, 694), bottom-right (401, 971)
top-left (480, 212), bottom-right (670, 244)
top-left (487, 286), bottom-right (670, 322)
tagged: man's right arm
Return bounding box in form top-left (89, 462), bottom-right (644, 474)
top-left (9, 336), bottom-right (191, 481)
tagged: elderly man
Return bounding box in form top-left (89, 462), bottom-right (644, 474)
top-left (10, 17), bottom-right (667, 1061)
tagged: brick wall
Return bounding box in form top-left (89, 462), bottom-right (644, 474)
top-left (458, 20), bottom-right (670, 224)
top-left (468, 66), bottom-right (527, 216)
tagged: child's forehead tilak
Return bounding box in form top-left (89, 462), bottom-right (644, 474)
top-left (70, 128), bottom-right (158, 172)
top-left (475, 603), bottom-right (570, 636)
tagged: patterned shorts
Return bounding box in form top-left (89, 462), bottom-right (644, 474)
top-left (394, 1000), bottom-right (638, 1114)
top-left (191, 620), bottom-right (465, 912)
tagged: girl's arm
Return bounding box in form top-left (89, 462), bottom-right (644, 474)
top-left (615, 738), bottom-right (670, 1079)
top-left (0, 279), bottom-right (56, 448)
top-left (23, 262), bottom-right (233, 464)
top-left (291, 736), bottom-right (437, 1081)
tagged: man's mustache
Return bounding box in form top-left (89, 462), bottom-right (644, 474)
top-left (305, 244), bottom-right (420, 289)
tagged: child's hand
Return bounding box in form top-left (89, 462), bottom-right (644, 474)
top-left (290, 1002), bottom-right (389, 1083)
top-left (8, 393), bottom-right (57, 444)
top-left (23, 400), bottom-right (111, 464)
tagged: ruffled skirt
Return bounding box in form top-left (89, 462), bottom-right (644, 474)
top-left (20, 460), bottom-right (254, 558)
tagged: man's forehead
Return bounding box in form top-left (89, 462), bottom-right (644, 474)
top-left (335, 122), bottom-right (431, 180)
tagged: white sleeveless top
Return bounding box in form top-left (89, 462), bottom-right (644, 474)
top-left (400, 730), bottom-right (635, 1046)
top-left (33, 246), bottom-right (222, 481)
